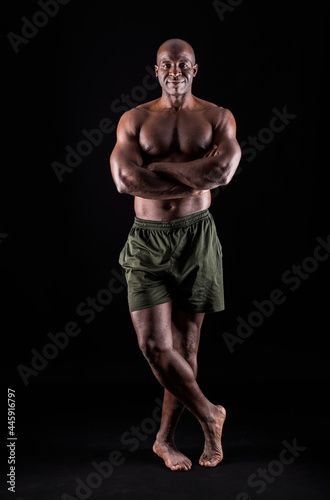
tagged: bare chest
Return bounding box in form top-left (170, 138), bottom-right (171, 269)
top-left (139, 111), bottom-right (213, 159)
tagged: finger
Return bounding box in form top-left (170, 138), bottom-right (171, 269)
top-left (212, 146), bottom-right (222, 157)
top-left (210, 145), bottom-right (219, 156)
top-left (203, 145), bottom-right (217, 157)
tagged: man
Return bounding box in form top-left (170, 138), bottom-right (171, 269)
top-left (110, 38), bottom-right (241, 471)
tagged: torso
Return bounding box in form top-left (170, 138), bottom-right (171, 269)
top-left (134, 97), bottom-right (222, 221)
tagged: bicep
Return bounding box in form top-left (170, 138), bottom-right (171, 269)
top-left (110, 112), bottom-right (144, 190)
top-left (111, 137), bottom-right (143, 173)
top-left (212, 108), bottom-right (240, 155)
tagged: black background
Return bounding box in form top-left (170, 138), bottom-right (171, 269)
top-left (1, 1), bottom-right (329, 499)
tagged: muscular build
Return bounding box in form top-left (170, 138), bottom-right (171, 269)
top-left (111, 43), bottom-right (240, 220)
top-left (110, 39), bottom-right (241, 471)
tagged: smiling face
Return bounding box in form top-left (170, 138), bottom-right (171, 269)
top-left (155, 39), bottom-right (198, 97)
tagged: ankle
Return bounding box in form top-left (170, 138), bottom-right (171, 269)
top-left (156, 431), bottom-right (175, 444)
top-left (199, 404), bottom-right (218, 429)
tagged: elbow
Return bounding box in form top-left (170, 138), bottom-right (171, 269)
top-left (209, 160), bottom-right (231, 187)
top-left (110, 155), bottom-right (131, 194)
top-left (218, 171), bottom-right (231, 186)
top-left (115, 169), bottom-right (139, 195)
top-left (111, 173), bottom-right (126, 194)
top-left (217, 164), bottom-right (235, 186)
top-left (115, 176), bottom-right (132, 194)
top-left (212, 148), bottom-right (242, 186)
top-left (111, 164), bottom-right (132, 194)
top-left (116, 181), bottom-right (128, 194)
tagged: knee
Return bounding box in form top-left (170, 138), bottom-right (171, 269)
top-left (138, 336), bottom-right (171, 364)
top-left (179, 332), bottom-right (199, 376)
top-left (173, 334), bottom-right (198, 375)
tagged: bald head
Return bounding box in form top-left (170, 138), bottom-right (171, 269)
top-left (156, 38), bottom-right (196, 65)
top-left (155, 38), bottom-right (198, 97)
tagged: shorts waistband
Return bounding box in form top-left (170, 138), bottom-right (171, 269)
top-left (133, 209), bottom-right (210, 230)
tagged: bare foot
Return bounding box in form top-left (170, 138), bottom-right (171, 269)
top-left (153, 439), bottom-right (192, 471)
top-left (199, 404), bottom-right (226, 467)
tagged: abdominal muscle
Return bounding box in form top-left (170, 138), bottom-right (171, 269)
top-left (134, 191), bottom-right (212, 221)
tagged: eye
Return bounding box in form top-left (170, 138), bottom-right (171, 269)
top-left (180, 63), bottom-right (188, 68)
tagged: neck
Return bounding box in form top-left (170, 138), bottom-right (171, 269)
top-left (159, 90), bottom-right (195, 111)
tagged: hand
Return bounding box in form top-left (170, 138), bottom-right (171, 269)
top-left (191, 188), bottom-right (209, 196)
top-left (203, 144), bottom-right (221, 158)
top-left (145, 162), bottom-right (161, 172)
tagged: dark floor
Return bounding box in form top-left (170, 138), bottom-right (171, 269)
top-left (1, 383), bottom-right (329, 500)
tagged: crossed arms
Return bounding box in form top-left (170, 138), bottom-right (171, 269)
top-left (110, 108), bottom-right (241, 200)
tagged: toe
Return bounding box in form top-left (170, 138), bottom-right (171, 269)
top-left (204, 455), bottom-right (222, 467)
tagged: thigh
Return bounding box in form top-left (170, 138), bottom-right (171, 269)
top-left (171, 306), bottom-right (205, 355)
top-left (131, 301), bottom-right (174, 352)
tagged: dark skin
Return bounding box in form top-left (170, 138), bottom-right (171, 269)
top-left (110, 39), bottom-right (241, 470)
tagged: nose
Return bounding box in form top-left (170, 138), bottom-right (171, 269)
top-left (169, 65), bottom-right (182, 78)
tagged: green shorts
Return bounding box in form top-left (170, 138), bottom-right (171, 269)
top-left (119, 209), bottom-right (225, 313)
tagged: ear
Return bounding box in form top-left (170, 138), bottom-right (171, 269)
top-left (193, 63), bottom-right (198, 77)
top-left (154, 64), bottom-right (159, 77)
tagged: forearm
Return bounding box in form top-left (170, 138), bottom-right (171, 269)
top-left (117, 164), bottom-right (203, 199)
top-left (148, 158), bottom-right (221, 190)
top-left (149, 144), bottom-right (241, 189)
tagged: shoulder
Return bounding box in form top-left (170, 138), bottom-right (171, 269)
top-left (194, 97), bottom-right (236, 124)
top-left (206, 106), bottom-right (237, 134)
top-left (118, 99), bottom-right (160, 133)
top-left (118, 107), bottom-right (141, 127)
top-left (117, 107), bottom-right (145, 137)
top-left (205, 104), bottom-right (235, 123)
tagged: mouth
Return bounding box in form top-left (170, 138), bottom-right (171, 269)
top-left (167, 80), bottom-right (185, 85)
